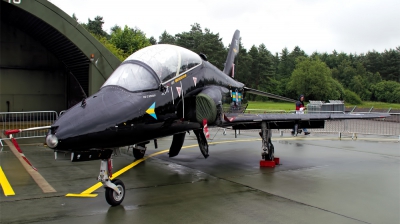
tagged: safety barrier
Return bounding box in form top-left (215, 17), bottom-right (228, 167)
top-left (0, 111), bottom-right (58, 146)
top-left (311, 116), bottom-right (400, 136)
top-left (242, 109), bottom-right (400, 138)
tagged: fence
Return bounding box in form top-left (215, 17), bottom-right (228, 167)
top-left (0, 111), bottom-right (58, 146)
top-left (309, 117), bottom-right (400, 136)
top-left (307, 100), bottom-right (345, 113)
top-left (244, 109), bottom-right (400, 137)
top-left (0, 110), bottom-right (399, 145)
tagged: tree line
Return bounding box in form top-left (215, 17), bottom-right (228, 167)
top-left (76, 15), bottom-right (400, 104)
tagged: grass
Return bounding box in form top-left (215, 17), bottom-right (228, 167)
top-left (246, 101), bottom-right (400, 111)
top-left (247, 101), bottom-right (294, 111)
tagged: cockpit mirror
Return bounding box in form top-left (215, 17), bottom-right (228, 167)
top-left (199, 53), bottom-right (208, 61)
top-left (159, 84), bottom-right (167, 93)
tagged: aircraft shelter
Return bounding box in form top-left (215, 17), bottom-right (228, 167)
top-left (0, 0), bottom-right (121, 112)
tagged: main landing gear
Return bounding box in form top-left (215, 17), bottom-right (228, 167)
top-left (98, 150), bottom-right (125, 206)
top-left (260, 122), bottom-right (274, 161)
top-left (131, 141), bottom-right (149, 159)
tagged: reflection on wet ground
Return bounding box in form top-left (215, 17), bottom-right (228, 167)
top-left (0, 130), bottom-right (399, 224)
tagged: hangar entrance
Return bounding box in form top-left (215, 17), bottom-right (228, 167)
top-left (1, 20), bottom-right (68, 112)
top-left (0, 2), bottom-right (89, 113)
top-left (0, 1), bottom-right (121, 113)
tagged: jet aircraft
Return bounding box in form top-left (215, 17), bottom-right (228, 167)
top-left (4, 30), bottom-right (389, 206)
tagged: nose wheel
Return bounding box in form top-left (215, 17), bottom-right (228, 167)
top-left (261, 141), bottom-right (274, 161)
top-left (105, 179), bottom-right (125, 206)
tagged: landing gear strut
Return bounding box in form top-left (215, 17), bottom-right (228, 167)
top-left (98, 150), bottom-right (125, 206)
top-left (260, 122), bottom-right (274, 161)
top-left (193, 128), bottom-right (209, 158)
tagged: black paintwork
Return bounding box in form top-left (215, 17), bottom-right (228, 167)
top-left (48, 30), bottom-right (390, 154)
top-left (50, 41), bottom-right (247, 152)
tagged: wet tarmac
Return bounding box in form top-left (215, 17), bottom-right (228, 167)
top-left (0, 130), bottom-right (399, 224)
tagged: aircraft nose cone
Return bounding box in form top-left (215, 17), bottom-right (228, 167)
top-left (50, 86), bottom-right (145, 150)
top-left (46, 134), bottom-right (59, 149)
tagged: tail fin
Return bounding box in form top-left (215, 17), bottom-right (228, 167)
top-left (223, 30), bottom-right (240, 77)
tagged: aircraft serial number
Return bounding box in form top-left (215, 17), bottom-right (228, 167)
top-left (7, 0), bottom-right (21, 4)
top-left (143, 94), bottom-right (156, 99)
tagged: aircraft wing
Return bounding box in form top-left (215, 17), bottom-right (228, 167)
top-left (220, 112), bottom-right (390, 130)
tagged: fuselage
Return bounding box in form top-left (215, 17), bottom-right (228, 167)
top-left (47, 44), bottom-right (247, 151)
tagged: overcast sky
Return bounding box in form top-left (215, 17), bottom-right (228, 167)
top-left (49, 0), bottom-right (399, 55)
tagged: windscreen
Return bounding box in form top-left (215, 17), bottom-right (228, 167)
top-left (125, 44), bottom-right (202, 82)
top-left (102, 63), bottom-right (158, 92)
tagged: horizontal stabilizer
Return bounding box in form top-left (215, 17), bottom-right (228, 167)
top-left (244, 87), bottom-right (296, 103)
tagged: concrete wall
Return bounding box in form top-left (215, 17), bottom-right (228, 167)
top-left (0, 20), bottom-right (66, 112)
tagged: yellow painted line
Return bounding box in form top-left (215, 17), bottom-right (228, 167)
top-left (0, 166), bottom-right (15, 196)
top-left (66, 139), bottom-right (261, 197)
top-left (65, 193), bottom-right (98, 197)
top-left (80, 183), bottom-right (103, 195)
top-left (69, 135), bottom-right (393, 198)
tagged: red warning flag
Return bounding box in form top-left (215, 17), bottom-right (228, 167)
top-left (176, 87), bottom-right (182, 97)
top-left (11, 138), bottom-right (37, 171)
top-left (203, 119), bottom-right (210, 138)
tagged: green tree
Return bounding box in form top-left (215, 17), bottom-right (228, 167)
top-left (175, 24), bottom-right (226, 69)
top-left (92, 34), bottom-right (125, 61)
top-left (372, 81), bottom-right (400, 103)
top-left (110, 25), bottom-right (121, 33)
top-left (381, 49), bottom-right (400, 82)
top-left (158, 30), bottom-right (176, 44)
top-left (149, 36), bottom-right (157, 45)
top-left (83, 16), bottom-right (109, 38)
top-left (247, 45), bottom-right (260, 90)
top-left (363, 50), bottom-right (383, 75)
top-left (110, 25), bottom-right (151, 56)
top-left (276, 46), bottom-right (307, 82)
top-left (288, 58), bottom-right (341, 101)
top-left (331, 59), bottom-right (357, 88)
top-left (197, 28), bottom-right (226, 69)
top-left (175, 23), bottom-right (203, 50)
top-left (350, 75), bottom-right (371, 100)
top-left (252, 44), bottom-right (278, 100)
top-left (344, 89), bottom-right (362, 104)
top-left (235, 40), bottom-right (253, 87)
top-left (277, 47), bottom-right (291, 79)
top-left (289, 46), bottom-right (307, 63)
top-left (72, 13), bottom-right (78, 22)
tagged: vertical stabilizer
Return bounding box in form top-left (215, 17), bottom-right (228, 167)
top-left (223, 30), bottom-right (240, 77)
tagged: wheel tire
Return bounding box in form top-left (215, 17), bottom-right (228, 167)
top-left (264, 143), bottom-right (274, 161)
top-left (133, 149), bottom-right (145, 159)
top-left (105, 179), bottom-right (125, 206)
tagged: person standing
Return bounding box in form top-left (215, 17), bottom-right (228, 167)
top-left (291, 95), bottom-right (310, 135)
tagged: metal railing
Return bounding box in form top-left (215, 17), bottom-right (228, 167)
top-left (0, 111), bottom-right (58, 145)
top-left (310, 117), bottom-right (400, 136)
top-left (242, 109), bottom-right (400, 138)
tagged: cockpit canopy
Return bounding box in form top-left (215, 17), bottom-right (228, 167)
top-left (102, 44), bottom-right (203, 92)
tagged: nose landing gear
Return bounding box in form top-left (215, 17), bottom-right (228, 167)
top-left (98, 150), bottom-right (126, 206)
